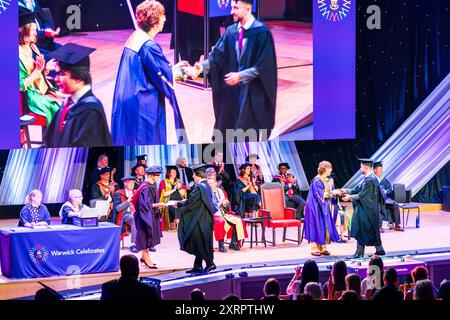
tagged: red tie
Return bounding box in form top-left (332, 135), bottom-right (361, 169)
top-left (238, 27), bottom-right (244, 54)
top-left (59, 98), bottom-right (72, 133)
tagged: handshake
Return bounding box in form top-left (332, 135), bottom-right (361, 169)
top-left (173, 58), bottom-right (241, 86)
top-left (173, 60), bottom-right (203, 82)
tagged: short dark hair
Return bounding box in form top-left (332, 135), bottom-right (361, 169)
top-left (59, 63), bottom-right (92, 85)
top-left (340, 290), bottom-right (361, 301)
top-left (384, 267), bottom-right (398, 285)
top-left (346, 274), bottom-right (361, 295)
top-left (120, 255), bottom-right (139, 279)
top-left (264, 278), bottom-right (280, 296)
top-left (194, 170), bottom-right (206, 179)
top-left (190, 288), bottom-right (205, 301)
top-left (223, 294), bottom-right (240, 301)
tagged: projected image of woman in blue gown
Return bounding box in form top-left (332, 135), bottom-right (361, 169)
top-left (111, 0), bottom-right (188, 146)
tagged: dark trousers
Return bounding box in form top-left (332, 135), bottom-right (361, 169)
top-left (386, 202), bottom-right (401, 226)
top-left (356, 242), bottom-right (384, 256)
top-left (286, 195), bottom-right (306, 219)
top-left (194, 256), bottom-right (214, 269)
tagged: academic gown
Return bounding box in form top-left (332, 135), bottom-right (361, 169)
top-left (111, 29), bottom-right (185, 146)
top-left (45, 90), bottom-right (112, 147)
top-left (176, 180), bottom-right (216, 263)
top-left (133, 182), bottom-right (162, 251)
top-left (304, 177), bottom-right (340, 245)
top-left (347, 175), bottom-right (384, 246)
top-left (208, 20), bottom-right (277, 136)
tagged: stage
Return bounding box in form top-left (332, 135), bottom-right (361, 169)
top-left (28, 21), bottom-right (313, 145)
top-left (1, 204), bottom-right (449, 300)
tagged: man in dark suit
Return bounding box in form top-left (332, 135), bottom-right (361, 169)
top-left (175, 164), bottom-right (217, 274)
top-left (176, 157), bottom-right (194, 191)
top-left (101, 255), bottom-right (161, 301)
top-left (45, 43), bottom-right (112, 147)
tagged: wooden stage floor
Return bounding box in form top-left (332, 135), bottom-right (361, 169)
top-left (29, 21), bottom-right (313, 144)
top-left (0, 206), bottom-right (448, 299)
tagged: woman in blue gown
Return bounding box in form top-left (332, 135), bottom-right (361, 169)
top-left (18, 189), bottom-right (51, 228)
top-left (111, 0), bottom-right (188, 146)
top-left (304, 161), bottom-right (341, 256)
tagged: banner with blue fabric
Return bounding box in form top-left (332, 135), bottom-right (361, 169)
top-left (0, 223), bottom-right (120, 279)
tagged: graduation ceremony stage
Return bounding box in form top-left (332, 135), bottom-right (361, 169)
top-left (27, 21), bottom-right (313, 146)
top-left (1, 204), bottom-right (448, 300)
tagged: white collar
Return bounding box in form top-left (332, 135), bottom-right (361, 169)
top-left (238, 15), bottom-right (255, 31)
top-left (71, 85), bottom-right (91, 104)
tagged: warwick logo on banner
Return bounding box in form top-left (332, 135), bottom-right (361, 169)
top-left (29, 244), bottom-right (50, 264)
top-left (317, 0), bottom-right (352, 22)
top-left (0, 0), bottom-right (12, 14)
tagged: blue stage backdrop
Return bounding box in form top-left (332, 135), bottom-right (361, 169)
top-left (0, 148), bottom-right (88, 205)
top-left (124, 144), bottom-right (202, 178)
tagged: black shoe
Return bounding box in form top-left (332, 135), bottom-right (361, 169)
top-left (229, 241), bottom-right (240, 251)
top-left (346, 253), bottom-right (364, 259)
top-left (140, 258), bottom-right (157, 269)
top-left (186, 267), bottom-right (204, 274)
top-left (336, 238), bottom-right (347, 244)
top-left (129, 245), bottom-right (138, 253)
top-left (375, 250), bottom-right (386, 256)
top-left (204, 264), bottom-right (217, 273)
top-left (149, 247), bottom-right (156, 252)
top-left (218, 241), bottom-right (227, 253)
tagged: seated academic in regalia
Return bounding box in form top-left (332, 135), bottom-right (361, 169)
top-left (111, 0), bottom-right (187, 146)
top-left (59, 189), bottom-right (86, 225)
top-left (44, 43), bottom-right (112, 147)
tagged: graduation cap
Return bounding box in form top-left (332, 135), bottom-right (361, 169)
top-left (35, 282), bottom-right (64, 301)
top-left (98, 167), bottom-right (111, 176)
top-left (145, 166), bottom-right (163, 174)
top-left (373, 161), bottom-right (383, 169)
top-left (48, 43), bottom-right (95, 70)
top-left (239, 163), bottom-right (252, 171)
top-left (19, 8), bottom-right (37, 27)
top-left (246, 154), bottom-right (259, 161)
top-left (121, 175), bottom-right (137, 182)
top-left (136, 154), bottom-right (147, 161)
top-left (165, 165), bottom-right (178, 173)
top-left (278, 162), bottom-right (291, 170)
top-left (358, 158), bottom-right (374, 167)
top-left (192, 164), bottom-right (211, 174)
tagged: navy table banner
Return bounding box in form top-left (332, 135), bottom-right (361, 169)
top-left (0, 223), bottom-right (120, 279)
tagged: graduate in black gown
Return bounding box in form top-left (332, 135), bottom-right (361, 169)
top-left (186, 0), bottom-right (277, 138)
top-left (131, 166), bottom-right (167, 270)
top-left (175, 164), bottom-right (217, 274)
top-left (373, 161), bottom-right (404, 232)
top-left (44, 43), bottom-right (112, 147)
top-left (342, 159), bottom-right (386, 258)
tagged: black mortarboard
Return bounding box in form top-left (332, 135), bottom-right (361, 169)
top-left (373, 161), bottom-right (383, 169)
top-left (136, 155), bottom-right (147, 161)
top-left (48, 43), bottom-right (95, 69)
top-left (19, 8), bottom-right (37, 27)
top-left (358, 158), bottom-right (374, 167)
top-left (165, 165), bottom-right (178, 172)
top-left (278, 162), bottom-right (290, 170)
top-left (246, 154), bottom-right (259, 161)
top-left (192, 164), bottom-right (210, 174)
top-left (145, 166), bottom-right (163, 174)
top-left (98, 167), bottom-right (111, 176)
top-left (239, 163), bottom-right (252, 171)
top-left (121, 175), bottom-right (137, 182)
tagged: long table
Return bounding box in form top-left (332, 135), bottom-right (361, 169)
top-left (0, 223), bottom-right (120, 279)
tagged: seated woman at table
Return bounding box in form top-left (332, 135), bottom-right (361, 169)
top-left (18, 189), bottom-right (51, 228)
top-left (59, 189), bottom-right (86, 225)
